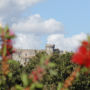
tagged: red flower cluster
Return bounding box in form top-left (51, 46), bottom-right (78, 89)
top-left (29, 66), bottom-right (44, 82)
top-left (0, 26), bottom-right (16, 75)
top-left (6, 39), bottom-right (15, 56)
top-left (2, 30), bottom-right (15, 56)
top-left (72, 41), bottom-right (90, 68)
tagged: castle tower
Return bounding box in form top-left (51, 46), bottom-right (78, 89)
top-left (45, 44), bottom-right (55, 55)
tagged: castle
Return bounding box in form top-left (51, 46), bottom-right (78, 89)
top-left (12, 44), bottom-right (64, 66)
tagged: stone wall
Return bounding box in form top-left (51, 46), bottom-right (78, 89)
top-left (12, 49), bottom-right (37, 66)
top-left (12, 44), bottom-right (63, 66)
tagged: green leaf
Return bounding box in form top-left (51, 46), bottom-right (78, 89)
top-left (40, 56), bottom-right (47, 64)
top-left (5, 35), bottom-right (15, 39)
top-left (48, 63), bottom-right (56, 67)
top-left (8, 72), bottom-right (12, 78)
top-left (81, 67), bottom-right (88, 73)
top-left (0, 76), bottom-right (6, 85)
top-left (30, 83), bottom-right (36, 90)
top-left (40, 55), bottom-right (50, 65)
top-left (3, 44), bottom-right (7, 56)
top-left (15, 85), bottom-right (24, 90)
top-left (50, 70), bottom-right (57, 76)
top-left (21, 73), bottom-right (29, 87)
top-left (4, 25), bottom-right (9, 33)
top-left (30, 82), bottom-right (43, 90)
top-left (35, 82), bottom-right (43, 88)
top-left (76, 72), bottom-right (80, 77)
top-left (57, 82), bottom-right (63, 90)
top-left (8, 60), bottom-right (19, 65)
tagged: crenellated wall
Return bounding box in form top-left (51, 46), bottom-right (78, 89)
top-left (12, 44), bottom-right (64, 66)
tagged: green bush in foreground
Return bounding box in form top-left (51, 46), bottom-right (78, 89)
top-left (0, 26), bottom-right (90, 90)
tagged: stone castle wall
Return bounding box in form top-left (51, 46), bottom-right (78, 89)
top-left (12, 44), bottom-right (64, 66)
top-left (12, 49), bottom-right (44, 66)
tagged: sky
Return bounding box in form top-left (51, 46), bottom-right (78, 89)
top-left (0, 0), bottom-right (90, 51)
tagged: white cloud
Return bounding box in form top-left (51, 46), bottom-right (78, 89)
top-left (0, 0), bottom-right (42, 23)
top-left (14, 32), bottom-right (87, 50)
top-left (11, 13), bottom-right (64, 49)
top-left (0, 0), bottom-right (42, 10)
top-left (14, 0), bottom-right (42, 9)
top-left (47, 33), bottom-right (87, 51)
top-left (14, 33), bottom-right (42, 49)
top-left (0, 0), bottom-right (86, 51)
top-left (12, 14), bottom-right (64, 34)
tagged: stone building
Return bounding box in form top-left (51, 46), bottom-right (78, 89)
top-left (12, 49), bottom-right (37, 65)
top-left (45, 44), bottom-right (55, 55)
top-left (12, 44), bottom-right (62, 66)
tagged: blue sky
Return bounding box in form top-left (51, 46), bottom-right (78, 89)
top-left (0, 0), bottom-right (89, 51)
top-left (31, 0), bottom-right (90, 36)
top-left (32, 0), bottom-right (90, 49)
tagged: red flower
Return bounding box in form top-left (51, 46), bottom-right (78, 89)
top-left (37, 67), bottom-right (44, 73)
top-left (82, 41), bottom-right (88, 46)
top-left (7, 39), bottom-right (12, 45)
top-left (72, 40), bottom-right (90, 68)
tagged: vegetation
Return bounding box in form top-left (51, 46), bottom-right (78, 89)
top-left (0, 26), bottom-right (90, 90)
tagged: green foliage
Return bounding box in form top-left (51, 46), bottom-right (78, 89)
top-left (3, 44), bottom-right (7, 56)
top-left (0, 60), bottom-right (23, 89)
top-left (69, 72), bottom-right (90, 90)
top-left (21, 73), bottom-right (30, 87)
top-left (0, 25), bottom-right (89, 90)
top-left (24, 51), bottom-right (48, 73)
top-left (15, 85), bottom-right (24, 90)
top-left (0, 48), bottom-right (90, 90)
top-left (57, 82), bottom-right (63, 90)
top-left (30, 82), bottom-right (43, 90)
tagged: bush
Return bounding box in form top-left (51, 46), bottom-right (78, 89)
top-left (0, 26), bottom-right (90, 90)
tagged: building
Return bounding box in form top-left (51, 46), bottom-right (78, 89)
top-left (12, 44), bottom-right (62, 66)
top-left (45, 44), bottom-right (55, 54)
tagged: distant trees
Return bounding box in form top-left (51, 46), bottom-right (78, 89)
top-left (0, 26), bottom-right (90, 90)
top-left (0, 51), bottom-right (90, 90)
top-left (24, 52), bottom-right (90, 90)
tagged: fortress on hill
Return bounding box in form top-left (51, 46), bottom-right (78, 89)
top-left (12, 44), bottom-right (64, 66)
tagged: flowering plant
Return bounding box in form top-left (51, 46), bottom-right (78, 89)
top-left (0, 26), bottom-right (56, 90)
top-left (0, 25), bottom-right (89, 90)
top-left (60, 36), bottom-right (90, 90)
top-left (72, 40), bottom-right (90, 68)
top-left (0, 26), bottom-right (15, 75)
